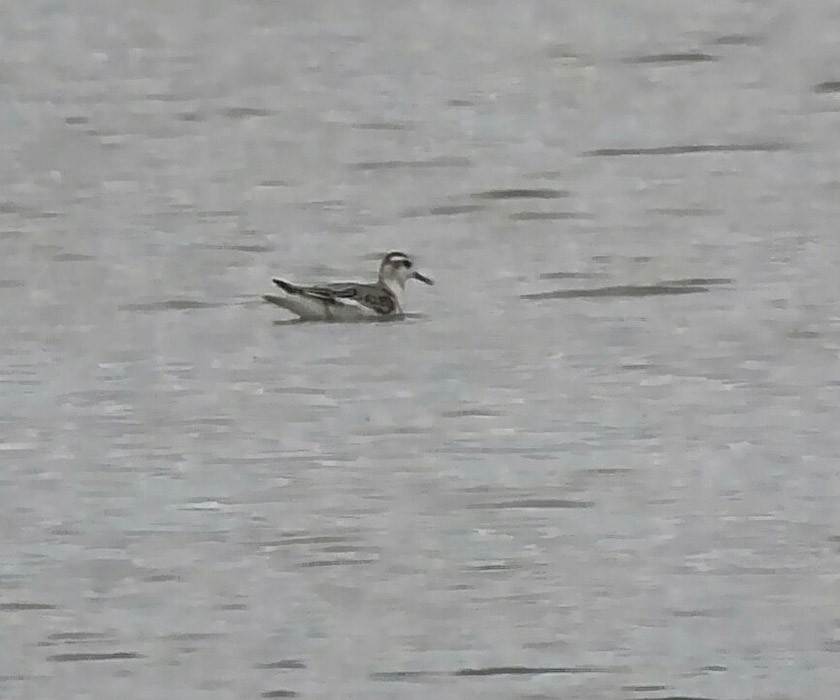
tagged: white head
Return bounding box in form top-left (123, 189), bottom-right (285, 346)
top-left (378, 251), bottom-right (434, 289)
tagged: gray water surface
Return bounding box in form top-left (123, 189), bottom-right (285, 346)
top-left (3, 2), bottom-right (840, 699)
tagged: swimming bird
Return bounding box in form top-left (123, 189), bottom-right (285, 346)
top-left (263, 251), bottom-right (433, 321)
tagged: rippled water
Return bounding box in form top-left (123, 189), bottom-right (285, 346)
top-left (3, 2), bottom-right (840, 698)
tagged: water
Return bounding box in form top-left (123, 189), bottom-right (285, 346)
top-left (2, 2), bottom-right (840, 698)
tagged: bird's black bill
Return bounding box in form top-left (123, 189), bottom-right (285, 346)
top-left (412, 271), bottom-right (434, 285)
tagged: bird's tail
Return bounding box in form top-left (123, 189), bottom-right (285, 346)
top-left (272, 278), bottom-right (301, 294)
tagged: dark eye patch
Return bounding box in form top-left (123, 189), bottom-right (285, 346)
top-left (402, 260), bottom-right (412, 269)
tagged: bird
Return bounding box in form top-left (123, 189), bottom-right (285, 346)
top-left (263, 251), bottom-right (433, 321)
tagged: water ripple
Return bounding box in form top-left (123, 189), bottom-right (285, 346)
top-left (522, 284), bottom-right (710, 300)
top-left (48, 652), bottom-right (144, 662)
top-left (467, 499), bottom-right (595, 510)
top-left (350, 157), bottom-right (471, 171)
top-left (624, 52), bottom-right (717, 65)
top-left (470, 188), bottom-right (570, 200)
top-left (120, 300), bottom-right (226, 311)
top-left (583, 142), bottom-right (789, 157)
top-left (814, 81), bottom-right (840, 93)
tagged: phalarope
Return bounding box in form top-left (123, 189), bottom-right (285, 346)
top-left (263, 251), bottom-right (433, 321)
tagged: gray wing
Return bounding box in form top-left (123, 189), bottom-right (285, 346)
top-left (272, 280), bottom-right (397, 314)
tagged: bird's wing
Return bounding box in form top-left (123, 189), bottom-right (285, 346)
top-left (272, 280), bottom-right (397, 314)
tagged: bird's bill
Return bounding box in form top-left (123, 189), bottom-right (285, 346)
top-left (412, 271), bottom-right (434, 285)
